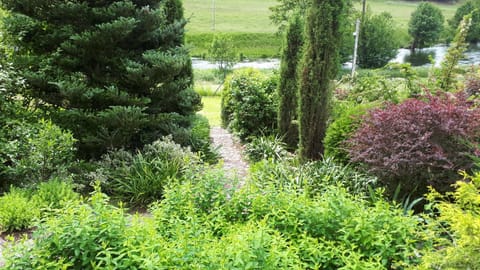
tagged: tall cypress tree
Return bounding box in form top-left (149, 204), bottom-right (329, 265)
top-left (278, 13), bottom-right (303, 149)
top-left (298, 0), bottom-right (347, 161)
top-left (0, 0), bottom-right (201, 158)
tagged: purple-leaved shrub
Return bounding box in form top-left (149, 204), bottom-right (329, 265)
top-left (348, 92), bottom-right (480, 198)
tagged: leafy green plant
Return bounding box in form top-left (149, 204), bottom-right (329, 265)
top-left (438, 15), bottom-right (471, 91)
top-left (0, 187), bottom-right (38, 233)
top-left (324, 101), bottom-right (373, 165)
top-left (347, 72), bottom-right (400, 104)
top-left (249, 157), bottom-right (377, 197)
top-left (2, 119), bottom-right (76, 187)
top-left (94, 137), bottom-right (200, 206)
top-left (417, 172), bottom-right (480, 269)
top-left (188, 114), bottom-right (219, 164)
top-left (221, 68), bottom-right (278, 140)
top-left (31, 178), bottom-right (80, 211)
top-left (245, 135), bottom-right (289, 163)
top-left (2, 186), bottom-right (134, 269)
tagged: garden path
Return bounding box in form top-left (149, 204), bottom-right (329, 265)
top-left (0, 237), bottom-right (4, 267)
top-left (210, 127), bottom-right (249, 181)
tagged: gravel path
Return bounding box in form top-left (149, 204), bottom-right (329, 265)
top-left (210, 127), bottom-right (249, 180)
top-left (0, 237), bottom-right (4, 267)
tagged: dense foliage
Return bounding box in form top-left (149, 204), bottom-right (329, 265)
top-left (408, 2), bottom-right (444, 51)
top-left (92, 137), bottom-right (200, 206)
top-left (418, 172), bottom-right (480, 269)
top-left (348, 92), bottom-right (480, 198)
top-left (324, 102), bottom-right (373, 165)
top-left (358, 11), bottom-right (400, 68)
top-left (448, 0), bottom-right (480, 42)
top-left (221, 68), bottom-right (278, 140)
top-left (0, 0), bottom-right (201, 158)
top-left (277, 13), bottom-right (303, 149)
top-left (298, 0), bottom-right (348, 161)
top-left (2, 172), bottom-right (420, 269)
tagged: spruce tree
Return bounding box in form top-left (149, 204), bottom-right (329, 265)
top-left (277, 13), bottom-right (303, 149)
top-left (0, 0), bottom-right (201, 158)
top-left (298, 0), bottom-right (347, 161)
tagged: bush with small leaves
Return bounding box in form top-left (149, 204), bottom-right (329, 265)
top-left (221, 68), bottom-right (278, 140)
top-left (417, 172), bottom-right (480, 269)
top-left (0, 188), bottom-right (39, 233)
top-left (348, 92), bottom-right (480, 198)
top-left (31, 178), bottom-right (80, 211)
top-left (324, 102), bottom-right (373, 165)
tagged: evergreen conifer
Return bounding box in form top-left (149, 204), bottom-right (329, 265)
top-left (0, 0), bottom-right (201, 157)
top-left (277, 13), bottom-right (303, 149)
top-left (298, 0), bottom-right (347, 161)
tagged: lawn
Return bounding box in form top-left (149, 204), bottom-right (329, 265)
top-left (199, 96), bottom-right (222, 127)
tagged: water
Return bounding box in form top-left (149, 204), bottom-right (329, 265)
top-left (192, 43), bottom-right (480, 70)
top-left (390, 43), bottom-right (480, 67)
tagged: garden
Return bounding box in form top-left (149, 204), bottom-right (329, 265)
top-left (1, 0), bottom-right (480, 269)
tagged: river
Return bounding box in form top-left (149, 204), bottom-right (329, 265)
top-left (192, 43), bottom-right (480, 70)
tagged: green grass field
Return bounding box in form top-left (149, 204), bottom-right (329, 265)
top-left (184, 0), bottom-right (463, 58)
top-left (199, 96), bottom-right (222, 127)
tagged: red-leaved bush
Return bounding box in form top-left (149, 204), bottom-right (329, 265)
top-left (348, 92), bottom-right (480, 197)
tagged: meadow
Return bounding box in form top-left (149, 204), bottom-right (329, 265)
top-left (184, 0), bottom-right (463, 58)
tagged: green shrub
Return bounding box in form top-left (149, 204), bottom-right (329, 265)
top-left (347, 72), bottom-right (401, 104)
top-left (0, 188), bottom-right (38, 233)
top-left (94, 137), bottom-right (200, 206)
top-left (2, 171), bottom-right (422, 269)
top-left (2, 119), bottom-right (76, 187)
top-left (188, 114), bottom-right (219, 164)
top-left (2, 187), bottom-right (136, 269)
top-left (221, 68), bottom-right (278, 140)
top-left (324, 102), bottom-right (373, 165)
top-left (245, 135), bottom-right (289, 162)
top-left (31, 178), bottom-right (80, 211)
top-left (417, 172), bottom-right (480, 269)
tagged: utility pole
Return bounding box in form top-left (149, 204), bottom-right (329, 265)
top-left (351, 0), bottom-right (366, 78)
top-left (212, 0), bottom-right (215, 31)
top-left (351, 19), bottom-right (360, 77)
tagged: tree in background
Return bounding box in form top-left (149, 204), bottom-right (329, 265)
top-left (0, 0), bottom-right (201, 158)
top-left (208, 34), bottom-right (237, 80)
top-left (298, 0), bottom-right (348, 161)
top-left (449, 0), bottom-right (480, 43)
top-left (277, 13), bottom-right (303, 149)
top-left (438, 15), bottom-right (471, 91)
top-left (270, 0), bottom-right (353, 63)
top-left (269, 0), bottom-right (310, 32)
top-left (358, 11), bottom-right (400, 68)
top-left (408, 2), bottom-right (444, 52)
